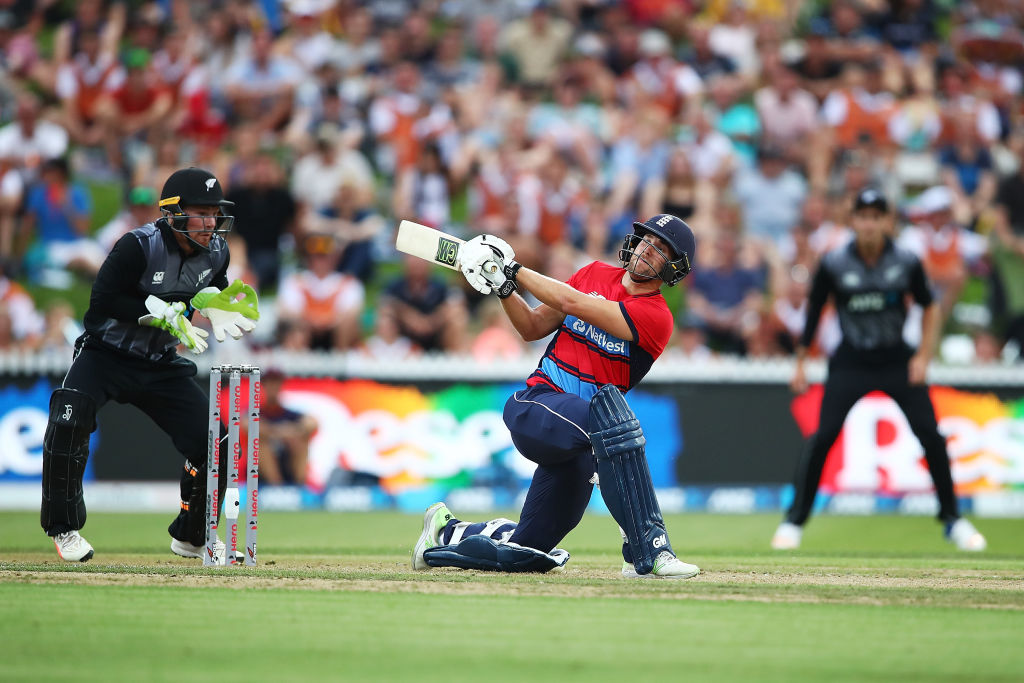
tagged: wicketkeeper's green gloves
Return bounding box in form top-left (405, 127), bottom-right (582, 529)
top-left (190, 279), bottom-right (260, 342)
top-left (138, 295), bottom-right (209, 354)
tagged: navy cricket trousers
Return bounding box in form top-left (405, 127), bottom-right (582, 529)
top-left (502, 384), bottom-right (595, 553)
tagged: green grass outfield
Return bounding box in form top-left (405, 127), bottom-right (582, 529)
top-left (1, 511), bottom-right (1022, 682)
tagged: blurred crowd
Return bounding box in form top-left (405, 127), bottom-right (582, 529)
top-left (1, 0), bottom-right (1023, 364)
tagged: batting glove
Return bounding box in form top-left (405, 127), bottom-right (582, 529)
top-left (138, 295), bottom-right (209, 354)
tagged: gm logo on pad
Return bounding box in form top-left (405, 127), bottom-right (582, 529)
top-left (436, 237), bottom-right (459, 267)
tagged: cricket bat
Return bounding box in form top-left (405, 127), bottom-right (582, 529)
top-left (395, 220), bottom-right (497, 273)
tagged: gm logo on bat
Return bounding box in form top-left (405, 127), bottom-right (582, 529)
top-left (436, 237), bottom-right (459, 267)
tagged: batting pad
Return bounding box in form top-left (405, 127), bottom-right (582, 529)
top-left (423, 535), bottom-right (570, 572)
top-left (590, 384), bottom-right (672, 575)
top-left (41, 388), bottom-right (96, 533)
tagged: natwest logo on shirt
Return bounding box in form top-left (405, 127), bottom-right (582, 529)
top-left (568, 316), bottom-right (627, 355)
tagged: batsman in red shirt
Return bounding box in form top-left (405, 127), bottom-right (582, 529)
top-left (411, 214), bottom-right (700, 578)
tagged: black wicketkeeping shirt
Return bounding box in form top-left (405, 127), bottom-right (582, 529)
top-left (801, 238), bottom-right (933, 366)
top-left (82, 220), bottom-right (229, 362)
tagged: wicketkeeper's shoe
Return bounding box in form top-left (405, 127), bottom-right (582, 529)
top-left (771, 521), bottom-right (803, 550)
top-left (171, 538), bottom-right (244, 563)
top-left (622, 551), bottom-right (700, 579)
top-left (412, 502), bottom-right (453, 570)
top-left (945, 518), bottom-right (987, 552)
top-left (53, 530), bottom-right (94, 562)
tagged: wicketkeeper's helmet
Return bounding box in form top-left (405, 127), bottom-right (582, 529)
top-left (159, 167), bottom-right (234, 251)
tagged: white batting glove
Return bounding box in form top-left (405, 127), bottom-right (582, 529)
top-left (457, 242), bottom-right (503, 295)
top-left (467, 234), bottom-right (515, 264)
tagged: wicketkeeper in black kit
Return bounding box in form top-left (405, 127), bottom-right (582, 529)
top-left (42, 168), bottom-right (261, 562)
top-left (772, 188), bottom-right (986, 552)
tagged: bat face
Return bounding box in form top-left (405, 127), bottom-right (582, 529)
top-left (396, 220), bottom-right (463, 271)
top-left (396, 220), bottom-right (499, 274)
top-left (434, 236), bottom-right (460, 268)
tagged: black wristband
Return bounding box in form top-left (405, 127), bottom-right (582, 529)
top-left (496, 279), bottom-right (518, 299)
top-left (503, 260), bottom-right (522, 283)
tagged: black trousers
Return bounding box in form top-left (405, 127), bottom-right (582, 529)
top-left (52, 343), bottom-right (216, 541)
top-left (786, 361), bottom-right (960, 526)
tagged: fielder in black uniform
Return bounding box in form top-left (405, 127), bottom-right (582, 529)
top-left (772, 188), bottom-right (987, 552)
top-left (42, 167), bottom-right (260, 562)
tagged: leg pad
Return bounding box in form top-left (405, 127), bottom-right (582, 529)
top-left (423, 535), bottom-right (569, 573)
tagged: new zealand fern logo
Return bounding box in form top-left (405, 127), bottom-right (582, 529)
top-left (436, 238), bottom-right (459, 267)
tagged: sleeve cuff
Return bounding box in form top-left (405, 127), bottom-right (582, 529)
top-left (619, 302), bottom-right (639, 343)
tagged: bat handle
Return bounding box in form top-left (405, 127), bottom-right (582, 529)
top-left (484, 260), bottom-right (499, 274)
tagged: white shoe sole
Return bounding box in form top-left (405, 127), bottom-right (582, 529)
top-left (412, 503), bottom-right (447, 570)
top-left (55, 541), bottom-right (94, 563)
top-left (171, 538), bottom-right (203, 559)
top-left (621, 564), bottom-right (700, 580)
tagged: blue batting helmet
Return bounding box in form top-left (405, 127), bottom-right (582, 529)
top-left (619, 214), bottom-right (696, 286)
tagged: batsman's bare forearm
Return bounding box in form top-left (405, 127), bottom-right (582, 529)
top-left (499, 289), bottom-right (563, 342)
top-left (515, 267), bottom-right (633, 341)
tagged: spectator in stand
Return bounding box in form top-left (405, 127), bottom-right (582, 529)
top-left (303, 181), bottom-right (383, 284)
top-left (224, 28), bottom-right (303, 135)
top-left (733, 144), bottom-right (807, 247)
top-left (684, 21), bottom-right (737, 82)
top-left (276, 233), bottom-right (365, 351)
top-left (641, 146), bottom-right (699, 223)
top-left (939, 112), bottom-right (997, 225)
top-left (54, 28), bottom-right (120, 151)
top-left (378, 255), bottom-right (468, 353)
top-left (96, 48), bottom-right (173, 171)
top-left (361, 309), bottom-right (418, 360)
top-left (21, 157), bottom-right (104, 283)
top-left (880, 0), bottom-right (940, 56)
top-left (0, 302), bottom-right (15, 350)
top-left (827, 0), bottom-right (882, 63)
top-left (679, 108), bottom-right (735, 186)
top-left (470, 298), bottom-right (526, 363)
top-left (755, 63), bottom-right (818, 155)
top-left (498, 1), bottom-right (573, 87)
top-left (292, 122), bottom-right (374, 215)
top-left (225, 153), bottom-right (297, 290)
top-left (258, 368), bottom-right (317, 487)
top-left (394, 141), bottom-right (451, 230)
top-left (675, 313), bottom-right (713, 360)
top-left (368, 60), bottom-right (450, 177)
top-left (38, 300), bottom-right (81, 354)
top-left (992, 155), bottom-right (1024, 352)
top-left (898, 185), bottom-right (988, 323)
top-left (791, 22), bottom-right (843, 102)
top-left (515, 147), bottom-right (587, 250)
top-left (821, 60), bottom-right (897, 155)
top-left (687, 230), bottom-right (766, 355)
top-left (0, 259), bottom-right (44, 347)
top-left (94, 185), bottom-right (158, 252)
top-left (0, 92), bottom-right (69, 182)
top-left (622, 28), bottom-right (704, 121)
top-left (605, 106), bottom-right (671, 236)
top-left (705, 73), bottom-right (760, 166)
top-left (936, 59), bottom-right (1001, 145)
top-left (707, 1), bottom-right (759, 78)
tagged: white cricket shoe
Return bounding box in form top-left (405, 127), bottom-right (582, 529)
top-left (946, 518), bottom-right (987, 552)
top-left (771, 522), bottom-right (803, 550)
top-left (171, 538), bottom-right (243, 563)
top-left (622, 551), bottom-right (700, 579)
top-left (412, 502), bottom-right (453, 570)
top-left (53, 530), bottom-right (94, 562)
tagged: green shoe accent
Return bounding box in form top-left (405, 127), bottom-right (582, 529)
top-left (412, 502), bottom-right (453, 570)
